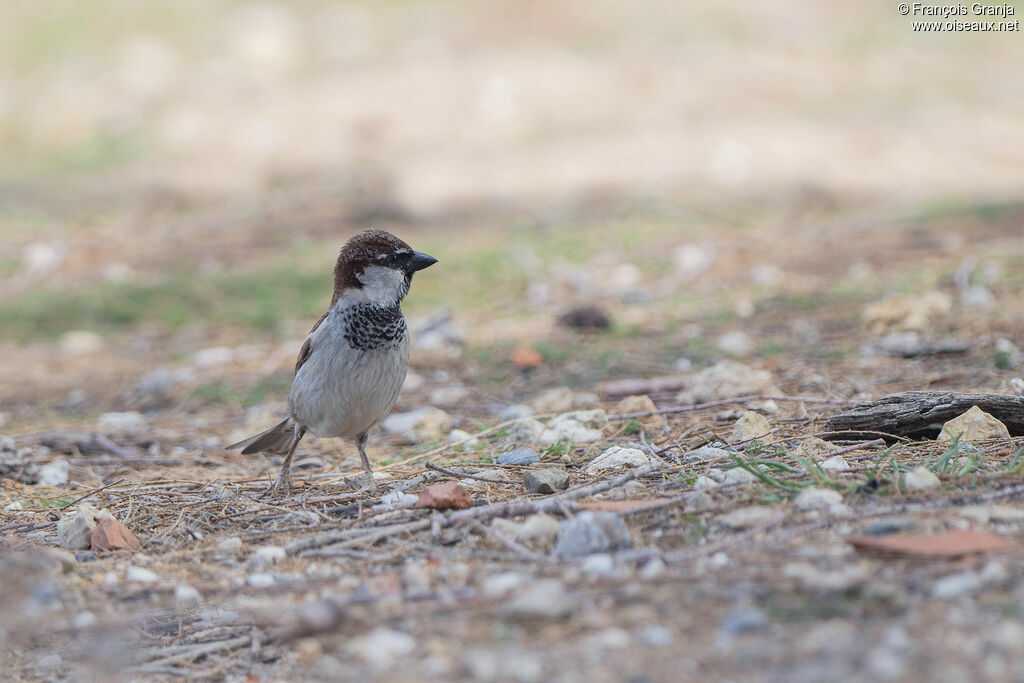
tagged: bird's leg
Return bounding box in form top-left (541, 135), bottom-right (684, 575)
top-left (264, 425), bottom-right (306, 498)
top-left (356, 432), bottom-right (372, 476)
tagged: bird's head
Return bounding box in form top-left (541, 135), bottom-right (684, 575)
top-left (332, 229), bottom-right (437, 305)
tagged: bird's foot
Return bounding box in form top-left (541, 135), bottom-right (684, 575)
top-left (259, 471), bottom-right (292, 499)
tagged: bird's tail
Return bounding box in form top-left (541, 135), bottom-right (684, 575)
top-left (226, 418), bottom-right (297, 455)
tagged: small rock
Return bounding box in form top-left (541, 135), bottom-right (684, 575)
top-left (246, 572), bottom-right (276, 587)
top-left (512, 418), bottom-right (546, 444)
top-left (515, 513), bottom-right (562, 549)
top-left (590, 626), bottom-right (631, 649)
top-left (716, 506), bottom-right (782, 530)
top-left (41, 548), bottom-right (77, 574)
top-left (686, 491), bottom-right (715, 511)
top-left (57, 504), bottom-right (108, 550)
top-left (864, 518), bottom-right (915, 536)
top-left (60, 330), bottom-right (104, 355)
top-left (4, 502), bottom-right (23, 512)
top-left (498, 448), bottom-right (540, 466)
top-left (91, 517), bottom-right (141, 551)
top-left (715, 330), bottom-right (755, 356)
top-left (125, 566), bottom-right (158, 583)
top-left (193, 346), bottom-right (234, 367)
top-left (988, 505), bottom-right (1024, 523)
top-left (530, 387), bottom-right (576, 413)
top-left (796, 437), bottom-right (835, 457)
top-left (448, 429), bottom-right (480, 449)
top-left (932, 570), bottom-right (981, 598)
top-left (724, 467), bottom-right (758, 485)
top-left (37, 458), bottom-right (70, 487)
top-left (504, 579), bottom-right (577, 620)
top-left (585, 446), bottom-right (657, 475)
top-left (821, 455), bottom-right (851, 472)
top-left (731, 411), bottom-right (771, 443)
top-left (676, 360), bottom-right (783, 412)
top-left (512, 345), bottom-right (545, 369)
top-left (248, 545), bottom-right (286, 569)
top-left (348, 628), bottom-right (417, 668)
top-left (482, 571), bottom-right (527, 596)
top-left (795, 487), bottom-right (844, 511)
top-left (862, 290), bottom-right (952, 334)
top-left (639, 625), bottom-right (674, 647)
top-left (539, 409), bottom-right (608, 446)
top-left (553, 511), bottom-right (632, 558)
top-left (380, 489), bottom-right (418, 507)
top-left (500, 404), bottom-right (533, 421)
top-left (430, 386), bottom-right (470, 406)
top-left (681, 446), bottom-right (734, 464)
top-left (705, 468), bottom-right (726, 483)
top-left (72, 611), bottom-right (97, 629)
top-left (616, 394), bottom-right (660, 431)
top-left (417, 481), bottom-right (473, 510)
top-left (581, 553), bottom-right (615, 576)
top-left (75, 551), bottom-right (98, 563)
top-left (217, 536), bottom-right (244, 553)
top-left (639, 557), bottom-right (667, 579)
top-left (692, 475), bottom-right (716, 491)
top-left (784, 561), bottom-right (868, 592)
top-left (557, 305), bottom-right (612, 330)
top-left (174, 583), bottom-right (202, 602)
top-left (720, 607), bottom-right (767, 636)
top-left (523, 468), bottom-right (570, 494)
top-left (938, 405), bottom-right (1010, 443)
top-left (380, 407), bottom-right (453, 443)
top-left (97, 411), bottom-right (147, 436)
top-left (903, 466), bottom-right (941, 490)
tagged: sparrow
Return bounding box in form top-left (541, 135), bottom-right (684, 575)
top-left (227, 229), bottom-right (437, 495)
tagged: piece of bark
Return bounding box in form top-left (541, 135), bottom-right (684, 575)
top-left (416, 482), bottom-right (473, 510)
top-left (850, 530), bottom-right (1006, 558)
top-left (824, 391), bottom-right (1024, 441)
top-left (91, 517), bottom-right (141, 551)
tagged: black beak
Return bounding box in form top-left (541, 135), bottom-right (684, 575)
top-left (406, 250), bottom-right (438, 273)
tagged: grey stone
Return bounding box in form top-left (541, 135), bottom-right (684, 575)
top-left (932, 571), bottom-right (981, 598)
top-left (795, 487), bottom-right (844, 511)
top-left (523, 468), bottom-right (569, 494)
top-left (75, 551), bottom-right (98, 563)
top-left (864, 518), bottom-right (915, 536)
top-left (640, 625), bottom-right (674, 647)
top-left (504, 579), bottom-right (577, 620)
top-left (500, 404), bottom-right (533, 421)
top-left (553, 511), bottom-right (632, 558)
top-left (721, 607), bottom-right (767, 635)
top-left (498, 448), bottom-right (540, 466)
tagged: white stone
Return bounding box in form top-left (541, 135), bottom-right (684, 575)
top-left (482, 571), bottom-right (528, 596)
top-left (60, 330), bottom-right (104, 355)
top-left (783, 562), bottom-right (867, 592)
top-left (694, 475), bottom-right (719, 490)
top-left (931, 571), bottom-right (981, 598)
top-left (174, 583), bottom-right (202, 602)
top-left (682, 446), bottom-right (734, 463)
top-left (676, 360), bottom-right (782, 412)
top-left (499, 404), bottom-right (533, 421)
top-left (217, 536), bottom-right (244, 552)
top-left (380, 407), bottom-right (452, 443)
top-left (125, 566), bottom-right (159, 583)
top-left (716, 506), bottom-right (782, 530)
top-left (37, 458), bottom-right (69, 487)
top-left (193, 346), bottom-right (234, 367)
top-left (795, 487), bottom-right (844, 511)
top-left (530, 387), bottom-right (575, 413)
top-left (715, 330), bottom-right (755, 356)
top-left (72, 611), bottom-right (97, 629)
top-left (512, 418), bottom-right (545, 444)
top-left (4, 502), bottom-right (23, 512)
top-left (348, 628), bottom-right (417, 669)
top-left (448, 429), bottom-right (480, 448)
top-left (515, 513), bottom-right (561, 549)
top-left (731, 411), bottom-right (771, 442)
top-left (504, 579), bottom-right (577, 620)
top-left (938, 405), bottom-right (1010, 443)
top-left (98, 411), bottom-right (148, 435)
top-left (429, 386), bottom-right (470, 405)
top-left (580, 553), bottom-right (615, 576)
top-left (821, 455), bottom-right (851, 472)
top-left (539, 410), bottom-right (608, 446)
top-left (380, 490), bottom-right (417, 507)
top-left (251, 545), bottom-right (286, 566)
top-left (724, 467), bottom-right (757, 485)
top-left (246, 572), bottom-right (276, 587)
top-left (585, 446), bottom-right (657, 475)
top-left (903, 466), bottom-right (941, 490)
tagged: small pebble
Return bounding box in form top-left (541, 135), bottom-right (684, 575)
top-left (932, 571), bottom-right (981, 599)
top-left (720, 607), bottom-right (767, 636)
top-left (125, 566), bottom-right (158, 583)
top-left (523, 468), bottom-right (570, 494)
top-left (903, 466), bottom-right (941, 490)
top-left (246, 573), bottom-right (276, 588)
top-left (553, 511), bottom-right (632, 558)
top-left (639, 625), bottom-right (674, 647)
top-left (794, 487), bottom-right (844, 511)
top-left (864, 518), bottom-right (915, 536)
top-left (72, 611), bottom-right (97, 629)
top-left (504, 579), bottom-right (577, 620)
top-left (75, 551), bottom-right (98, 563)
top-left (174, 583), bottom-right (202, 602)
top-left (498, 448), bottom-right (540, 466)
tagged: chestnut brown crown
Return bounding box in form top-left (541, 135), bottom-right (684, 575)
top-left (332, 229), bottom-right (436, 301)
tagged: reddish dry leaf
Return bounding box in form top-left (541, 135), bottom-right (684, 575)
top-left (417, 481), bottom-right (473, 510)
top-left (849, 530), bottom-right (1006, 558)
top-left (91, 517), bottom-right (140, 551)
top-left (578, 498), bottom-right (672, 513)
top-left (512, 345), bottom-right (544, 369)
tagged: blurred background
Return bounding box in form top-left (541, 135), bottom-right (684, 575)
top-left (0, 0), bottom-right (1022, 426)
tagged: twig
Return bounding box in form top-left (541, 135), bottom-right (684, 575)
top-left (59, 478), bottom-right (128, 510)
top-left (129, 635), bottom-right (251, 671)
top-left (609, 395), bottom-right (849, 420)
top-left (426, 462), bottom-right (512, 484)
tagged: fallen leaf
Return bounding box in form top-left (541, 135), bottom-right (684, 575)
top-left (417, 481), bottom-right (473, 510)
top-left (91, 516), bottom-right (140, 551)
top-left (512, 345), bottom-right (544, 369)
top-left (578, 498), bottom-right (671, 512)
top-left (849, 530), bottom-right (1006, 558)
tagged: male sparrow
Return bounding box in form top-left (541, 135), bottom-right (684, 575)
top-left (228, 229), bottom-right (437, 495)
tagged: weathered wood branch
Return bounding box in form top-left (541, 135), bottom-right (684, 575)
top-left (824, 391), bottom-right (1024, 441)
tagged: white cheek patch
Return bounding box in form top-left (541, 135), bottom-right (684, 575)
top-left (356, 265), bottom-right (408, 304)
